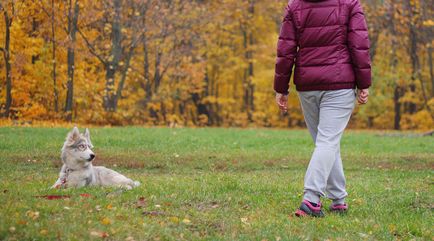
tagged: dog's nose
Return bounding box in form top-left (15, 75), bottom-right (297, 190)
top-left (89, 154), bottom-right (95, 161)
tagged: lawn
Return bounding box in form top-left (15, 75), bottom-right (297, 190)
top-left (0, 127), bottom-right (432, 240)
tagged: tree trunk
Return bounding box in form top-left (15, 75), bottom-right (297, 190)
top-left (143, 35), bottom-right (152, 102)
top-left (1, 3), bottom-right (12, 118)
top-left (243, 0), bottom-right (255, 122)
top-left (191, 67), bottom-right (210, 125)
top-left (369, 29), bottom-right (379, 61)
top-left (429, 46), bottom-right (434, 98)
top-left (51, 0), bottom-right (58, 112)
top-left (64, 0), bottom-right (79, 121)
top-left (113, 49), bottom-right (134, 111)
top-left (407, 0), bottom-right (433, 118)
top-left (407, 0), bottom-right (417, 114)
top-left (31, 18), bottom-right (40, 64)
top-left (104, 0), bottom-right (122, 112)
top-left (153, 47), bottom-right (162, 93)
top-left (394, 86), bottom-right (401, 130)
top-left (389, 2), bottom-right (401, 130)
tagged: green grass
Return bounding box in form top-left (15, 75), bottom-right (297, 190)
top-left (0, 127), bottom-right (432, 240)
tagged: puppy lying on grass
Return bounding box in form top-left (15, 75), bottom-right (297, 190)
top-left (52, 127), bottom-right (140, 190)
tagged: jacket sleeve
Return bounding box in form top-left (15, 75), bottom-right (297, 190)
top-left (348, 0), bottom-right (372, 89)
top-left (274, 3), bottom-right (297, 95)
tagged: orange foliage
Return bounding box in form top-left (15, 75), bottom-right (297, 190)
top-left (0, 0), bottom-right (432, 130)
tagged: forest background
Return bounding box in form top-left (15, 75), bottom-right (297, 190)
top-left (0, 0), bottom-right (433, 130)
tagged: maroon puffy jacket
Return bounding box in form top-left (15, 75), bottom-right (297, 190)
top-left (274, 0), bottom-right (372, 94)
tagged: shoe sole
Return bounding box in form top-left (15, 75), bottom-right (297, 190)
top-left (295, 209), bottom-right (307, 217)
top-left (330, 209), bottom-right (348, 214)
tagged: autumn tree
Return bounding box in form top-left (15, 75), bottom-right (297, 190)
top-left (0, 1), bottom-right (13, 117)
top-left (0, 0), bottom-right (432, 129)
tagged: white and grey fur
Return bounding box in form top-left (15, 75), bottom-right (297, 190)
top-left (51, 127), bottom-right (140, 190)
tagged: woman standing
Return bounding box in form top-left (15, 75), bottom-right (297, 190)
top-left (274, 0), bottom-right (371, 217)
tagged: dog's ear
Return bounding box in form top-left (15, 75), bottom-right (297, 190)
top-left (66, 127), bottom-right (80, 144)
top-left (84, 128), bottom-right (94, 148)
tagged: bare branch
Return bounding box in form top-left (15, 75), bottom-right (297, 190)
top-left (38, 0), bottom-right (70, 34)
top-left (77, 28), bottom-right (107, 65)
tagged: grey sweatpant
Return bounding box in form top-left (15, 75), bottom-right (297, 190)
top-left (298, 89), bottom-right (356, 205)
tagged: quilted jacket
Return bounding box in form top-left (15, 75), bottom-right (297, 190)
top-left (274, 0), bottom-right (372, 93)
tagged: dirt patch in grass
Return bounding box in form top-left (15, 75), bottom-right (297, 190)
top-left (410, 196), bottom-right (434, 210)
top-left (92, 154), bottom-right (147, 169)
top-left (365, 160), bottom-right (434, 170)
top-left (4, 153), bottom-right (59, 164)
top-left (186, 220), bottom-right (226, 237)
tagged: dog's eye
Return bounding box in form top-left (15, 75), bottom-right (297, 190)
top-left (78, 144), bottom-right (87, 151)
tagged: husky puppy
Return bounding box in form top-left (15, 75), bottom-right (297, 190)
top-left (52, 127), bottom-right (140, 190)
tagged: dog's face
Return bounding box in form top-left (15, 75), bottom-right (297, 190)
top-left (61, 127), bottom-right (95, 168)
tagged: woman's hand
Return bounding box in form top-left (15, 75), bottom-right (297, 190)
top-left (275, 93), bottom-right (288, 113)
top-left (357, 89), bottom-right (369, 105)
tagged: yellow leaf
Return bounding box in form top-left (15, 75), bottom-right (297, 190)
top-left (169, 216), bottom-right (179, 224)
top-left (26, 211), bottom-right (40, 220)
top-left (241, 217), bottom-right (249, 225)
top-left (101, 217), bottom-right (111, 225)
top-left (182, 218), bottom-right (191, 224)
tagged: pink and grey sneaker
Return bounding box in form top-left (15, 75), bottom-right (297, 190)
top-left (329, 203), bottom-right (348, 213)
top-left (294, 200), bottom-right (325, 218)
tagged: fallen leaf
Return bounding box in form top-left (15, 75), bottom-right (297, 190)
top-left (211, 204), bottom-right (219, 209)
top-left (17, 220), bottom-right (27, 225)
top-left (182, 218), bottom-right (191, 224)
top-left (125, 236), bottom-right (135, 241)
top-left (9, 227), bottom-right (15, 233)
top-left (389, 224), bottom-right (397, 233)
top-left (90, 230), bottom-right (109, 238)
top-left (26, 211), bottom-right (40, 220)
top-left (34, 195), bottom-right (70, 200)
top-left (142, 210), bottom-right (165, 216)
top-left (169, 216), bottom-right (179, 224)
top-left (106, 204), bottom-right (113, 210)
top-left (80, 193), bottom-right (92, 198)
top-left (136, 197), bottom-right (147, 208)
top-left (241, 217), bottom-right (249, 225)
top-left (95, 205), bottom-right (102, 211)
top-left (40, 229), bottom-right (48, 235)
top-left (101, 217), bottom-right (111, 225)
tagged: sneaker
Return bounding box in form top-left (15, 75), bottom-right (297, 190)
top-left (329, 203), bottom-right (348, 213)
top-left (295, 200), bottom-right (325, 217)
